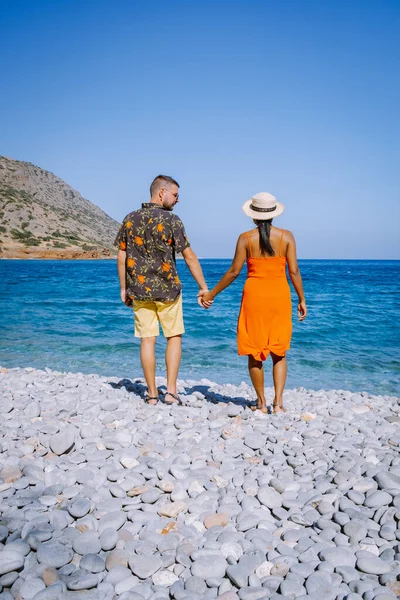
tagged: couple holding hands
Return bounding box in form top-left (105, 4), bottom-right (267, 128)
top-left (116, 175), bottom-right (306, 414)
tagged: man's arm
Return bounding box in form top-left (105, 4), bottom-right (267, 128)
top-left (181, 247), bottom-right (208, 294)
top-left (199, 234), bottom-right (247, 308)
top-left (117, 249), bottom-right (127, 303)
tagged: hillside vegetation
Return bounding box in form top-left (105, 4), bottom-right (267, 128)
top-left (0, 156), bottom-right (120, 258)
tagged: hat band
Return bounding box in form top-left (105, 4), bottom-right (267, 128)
top-left (250, 204), bottom-right (277, 213)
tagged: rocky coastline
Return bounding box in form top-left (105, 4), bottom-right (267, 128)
top-left (0, 247), bottom-right (115, 260)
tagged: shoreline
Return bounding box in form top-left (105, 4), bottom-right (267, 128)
top-left (0, 366), bottom-right (399, 599)
top-left (1, 254), bottom-right (399, 261)
top-left (0, 248), bottom-right (116, 260)
top-left (1, 362), bottom-right (398, 399)
top-left (1, 365), bottom-right (399, 401)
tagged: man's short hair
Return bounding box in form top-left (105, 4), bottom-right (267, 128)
top-left (150, 175), bottom-right (179, 197)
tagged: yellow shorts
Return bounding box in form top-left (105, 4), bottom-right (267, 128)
top-left (132, 294), bottom-right (185, 338)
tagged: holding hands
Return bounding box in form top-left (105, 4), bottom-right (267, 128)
top-left (197, 288), bottom-right (214, 309)
top-left (198, 290), bottom-right (307, 320)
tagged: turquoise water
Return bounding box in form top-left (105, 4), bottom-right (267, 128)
top-left (0, 259), bottom-right (399, 395)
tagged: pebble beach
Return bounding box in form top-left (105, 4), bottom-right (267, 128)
top-left (0, 367), bottom-right (400, 600)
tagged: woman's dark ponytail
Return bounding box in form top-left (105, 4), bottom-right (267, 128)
top-left (256, 219), bottom-right (275, 256)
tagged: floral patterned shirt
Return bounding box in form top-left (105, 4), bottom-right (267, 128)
top-left (115, 203), bottom-right (190, 302)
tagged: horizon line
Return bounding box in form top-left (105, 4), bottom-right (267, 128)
top-left (192, 257), bottom-right (400, 261)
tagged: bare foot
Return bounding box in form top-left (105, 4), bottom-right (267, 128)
top-left (273, 403), bottom-right (287, 414)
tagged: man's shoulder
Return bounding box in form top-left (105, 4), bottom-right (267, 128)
top-left (168, 212), bottom-right (185, 226)
top-left (122, 209), bottom-right (141, 222)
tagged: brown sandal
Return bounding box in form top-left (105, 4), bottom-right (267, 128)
top-left (144, 395), bottom-right (158, 405)
top-left (273, 402), bottom-right (286, 414)
top-left (163, 392), bottom-right (180, 405)
top-left (250, 399), bottom-right (268, 414)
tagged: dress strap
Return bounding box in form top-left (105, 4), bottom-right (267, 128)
top-left (246, 232), bottom-right (252, 258)
top-left (279, 229), bottom-right (284, 256)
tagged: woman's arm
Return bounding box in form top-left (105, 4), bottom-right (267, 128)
top-left (200, 234), bottom-right (247, 307)
top-left (286, 231), bottom-right (307, 321)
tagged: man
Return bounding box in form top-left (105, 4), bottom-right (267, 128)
top-left (115, 175), bottom-right (208, 405)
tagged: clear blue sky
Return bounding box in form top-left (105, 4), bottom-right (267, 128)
top-left (1, 0), bottom-right (399, 258)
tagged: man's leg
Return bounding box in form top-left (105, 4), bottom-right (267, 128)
top-left (165, 335), bottom-right (182, 401)
top-left (140, 336), bottom-right (158, 403)
top-left (132, 301), bottom-right (159, 403)
top-left (157, 295), bottom-right (184, 404)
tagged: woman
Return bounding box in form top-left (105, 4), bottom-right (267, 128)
top-left (200, 192), bottom-right (307, 413)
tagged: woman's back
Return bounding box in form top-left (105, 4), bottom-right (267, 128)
top-left (244, 227), bottom-right (288, 281)
top-left (245, 226), bottom-right (287, 259)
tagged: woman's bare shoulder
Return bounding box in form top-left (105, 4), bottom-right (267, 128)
top-left (242, 227), bottom-right (258, 237)
top-left (237, 231), bottom-right (250, 245)
top-left (281, 228), bottom-right (295, 241)
top-left (270, 226), bottom-right (293, 237)
top-left (233, 232), bottom-right (251, 254)
top-left (238, 228), bottom-right (254, 237)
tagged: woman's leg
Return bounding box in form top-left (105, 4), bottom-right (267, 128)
top-left (271, 352), bottom-right (287, 413)
top-left (248, 355), bottom-right (268, 413)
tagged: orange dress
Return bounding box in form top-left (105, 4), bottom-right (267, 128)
top-left (237, 230), bottom-right (292, 361)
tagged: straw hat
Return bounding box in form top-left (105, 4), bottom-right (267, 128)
top-left (242, 192), bottom-right (284, 220)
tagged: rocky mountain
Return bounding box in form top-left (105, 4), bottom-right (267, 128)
top-left (0, 156), bottom-right (120, 258)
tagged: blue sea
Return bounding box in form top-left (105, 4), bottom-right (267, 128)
top-left (0, 260), bottom-right (399, 396)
